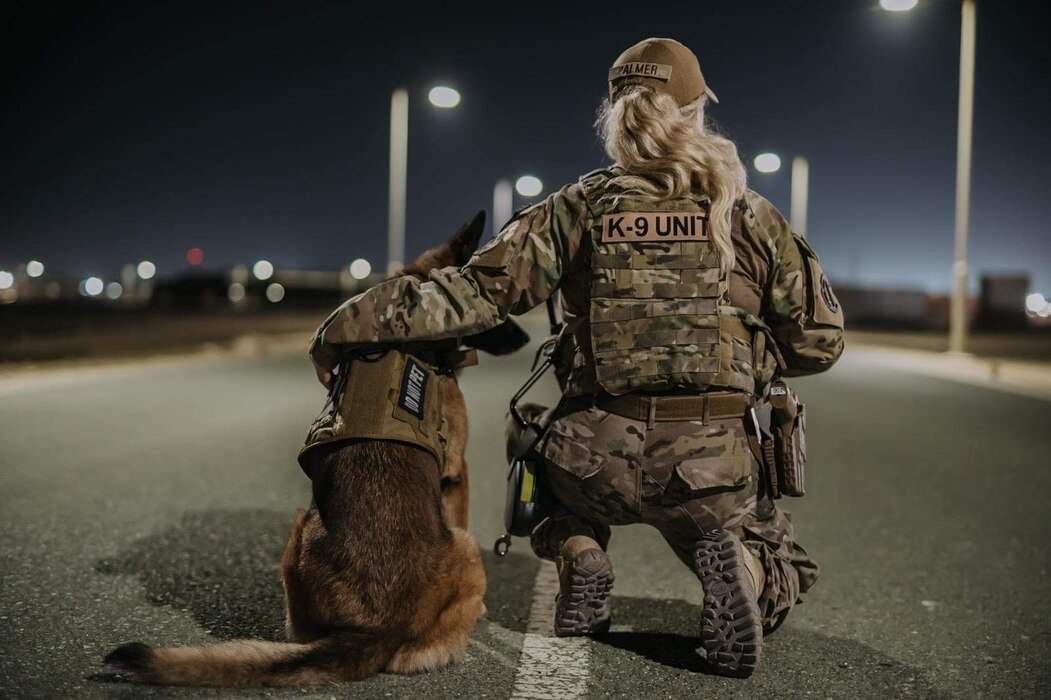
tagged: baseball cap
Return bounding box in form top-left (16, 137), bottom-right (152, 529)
top-left (608, 37), bottom-right (718, 106)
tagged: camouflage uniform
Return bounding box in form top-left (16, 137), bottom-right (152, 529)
top-left (310, 173), bottom-right (843, 629)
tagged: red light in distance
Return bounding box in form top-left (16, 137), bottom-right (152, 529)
top-left (186, 247), bottom-right (204, 266)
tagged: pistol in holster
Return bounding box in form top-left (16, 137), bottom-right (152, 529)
top-left (767, 379), bottom-right (807, 497)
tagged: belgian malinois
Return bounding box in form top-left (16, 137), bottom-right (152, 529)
top-left (98, 211), bottom-right (528, 686)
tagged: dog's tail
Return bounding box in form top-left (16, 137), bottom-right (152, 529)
top-left (97, 632), bottom-right (394, 686)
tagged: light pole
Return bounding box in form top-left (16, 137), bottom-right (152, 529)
top-left (882, 0), bottom-right (977, 354)
top-left (491, 175), bottom-right (544, 234)
top-left (493, 179), bottom-right (513, 233)
top-left (753, 153), bottom-right (809, 237)
top-left (387, 85), bottom-right (461, 276)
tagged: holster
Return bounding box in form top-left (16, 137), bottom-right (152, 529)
top-left (768, 380), bottom-right (806, 497)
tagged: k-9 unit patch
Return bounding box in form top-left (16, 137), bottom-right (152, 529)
top-left (398, 358), bottom-right (429, 419)
top-left (599, 212), bottom-right (708, 243)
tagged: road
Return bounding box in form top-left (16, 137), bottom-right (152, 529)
top-left (1, 317), bottom-right (1048, 699)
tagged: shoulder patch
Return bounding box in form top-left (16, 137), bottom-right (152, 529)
top-left (820, 275), bottom-right (840, 313)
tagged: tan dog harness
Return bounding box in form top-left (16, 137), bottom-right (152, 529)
top-left (298, 346), bottom-right (477, 479)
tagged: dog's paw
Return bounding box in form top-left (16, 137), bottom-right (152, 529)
top-left (92, 641), bottom-right (153, 683)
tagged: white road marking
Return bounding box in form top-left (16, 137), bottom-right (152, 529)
top-left (510, 561), bottom-right (591, 699)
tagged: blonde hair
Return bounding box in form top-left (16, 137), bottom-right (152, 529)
top-left (596, 87), bottom-right (747, 275)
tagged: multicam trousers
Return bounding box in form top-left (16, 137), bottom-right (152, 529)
top-left (508, 401), bottom-right (819, 629)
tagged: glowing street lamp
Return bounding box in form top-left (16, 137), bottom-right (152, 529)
top-left (515, 176), bottom-right (543, 198)
top-left (388, 85), bottom-right (462, 275)
top-left (349, 258), bottom-right (372, 280)
top-left (253, 260), bottom-right (274, 280)
top-left (137, 261), bottom-right (156, 279)
top-left (492, 175), bottom-right (544, 233)
top-left (880, 0), bottom-right (918, 11)
top-left (83, 277), bottom-right (104, 296)
top-left (265, 283), bottom-right (285, 303)
top-left (753, 153), bottom-right (781, 174)
top-left (753, 153), bottom-right (810, 237)
top-left (428, 86), bottom-right (461, 109)
top-left (26, 261), bottom-right (45, 278)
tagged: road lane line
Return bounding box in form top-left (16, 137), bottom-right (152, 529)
top-left (510, 561), bottom-right (590, 699)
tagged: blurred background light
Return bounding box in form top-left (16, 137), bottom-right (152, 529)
top-left (137, 261), bottom-right (156, 279)
top-left (0, 271), bottom-right (13, 289)
top-left (186, 247), bottom-right (204, 266)
top-left (228, 282), bottom-right (246, 302)
top-left (84, 277), bottom-right (104, 296)
top-left (349, 258), bottom-right (372, 280)
top-left (26, 261), bottom-right (45, 278)
top-left (880, 0), bottom-right (919, 12)
top-left (253, 260), bottom-right (274, 280)
top-left (427, 86), bottom-right (461, 109)
top-left (265, 283), bottom-right (285, 303)
top-left (105, 282), bottom-right (123, 300)
top-left (754, 153), bottom-right (782, 173)
top-left (1025, 293), bottom-right (1046, 314)
top-left (515, 175), bottom-right (543, 198)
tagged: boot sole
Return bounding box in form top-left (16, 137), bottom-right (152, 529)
top-left (693, 530), bottom-right (762, 678)
top-left (554, 549), bottom-right (614, 637)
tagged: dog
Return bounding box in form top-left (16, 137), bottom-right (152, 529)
top-left (98, 211), bottom-right (529, 686)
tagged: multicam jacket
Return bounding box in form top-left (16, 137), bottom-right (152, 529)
top-left (309, 171), bottom-right (844, 397)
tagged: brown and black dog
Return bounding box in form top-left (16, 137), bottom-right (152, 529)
top-left (98, 211), bottom-right (528, 686)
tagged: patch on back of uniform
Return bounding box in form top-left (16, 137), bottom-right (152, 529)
top-left (398, 357), bottom-right (428, 419)
top-left (599, 212), bottom-right (708, 243)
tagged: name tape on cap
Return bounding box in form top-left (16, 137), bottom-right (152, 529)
top-left (608, 63), bottom-right (673, 82)
top-left (599, 212), bottom-right (708, 243)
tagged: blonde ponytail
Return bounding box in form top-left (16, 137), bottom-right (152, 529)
top-left (596, 87), bottom-right (747, 276)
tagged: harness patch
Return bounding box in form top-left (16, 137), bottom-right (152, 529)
top-left (398, 358), bottom-right (428, 419)
top-left (599, 212), bottom-right (708, 243)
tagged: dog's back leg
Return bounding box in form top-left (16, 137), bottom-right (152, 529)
top-left (281, 508), bottom-right (322, 643)
top-left (385, 528), bottom-right (486, 674)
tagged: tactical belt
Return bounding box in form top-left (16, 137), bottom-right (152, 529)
top-left (596, 391), bottom-right (751, 423)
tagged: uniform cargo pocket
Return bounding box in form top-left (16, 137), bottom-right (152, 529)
top-left (541, 425), bottom-right (605, 480)
top-left (673, 454), bottom-right (751, 492)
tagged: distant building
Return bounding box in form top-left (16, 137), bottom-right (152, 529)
top-left (977, 274), bottom-right (1029, 330)
top-left (835, 284), bottom-right (930, 328)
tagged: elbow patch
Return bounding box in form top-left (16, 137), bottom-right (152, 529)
top-left (794, 235), bottom-right (843, 329)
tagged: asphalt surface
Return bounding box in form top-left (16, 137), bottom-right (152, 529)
top-left (1, 319), bottom-right (1048, 699)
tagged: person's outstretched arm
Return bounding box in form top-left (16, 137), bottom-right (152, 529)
top-left (309, 184), bottom-right (588, 375)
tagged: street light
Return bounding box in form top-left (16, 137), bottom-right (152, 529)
top-left (880, 0), bottom-right (918, 11)
top-left (388, 85), bottom-right (461, 275)
top-left (492, 175), bottom-right (544, 233)
top-left (752, 153), bottom-right (810, 237)
top-left (882, 0), bottom-right (977, 354)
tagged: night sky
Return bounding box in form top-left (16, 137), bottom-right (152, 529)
top-left (3, 1), bottom-right (1048, 295)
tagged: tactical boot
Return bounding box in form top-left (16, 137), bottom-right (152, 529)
top-left (692, 529), bottom-right (763, 678)
top-left (554, 536), bottom-right (614, 636)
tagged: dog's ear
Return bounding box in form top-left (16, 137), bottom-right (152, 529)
top-left (395, 210), bottom-right (487, 280)
top-left (447, 210), bottom-right (486, 267)
top-left (463, 319), bottom-right (530, 356)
